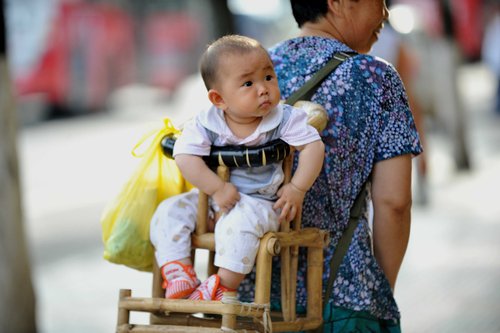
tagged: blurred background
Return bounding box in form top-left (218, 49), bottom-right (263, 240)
top-left (1, 0), bottom-right (500, 332)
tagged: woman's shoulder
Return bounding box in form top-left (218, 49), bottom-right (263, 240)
top-left (346, 53), bottom-right (397, 81)
top-left (269, 37), bottom-right (351, 70)
top-left (270, 37), bottom-right (405, 103)
top-left (270, 37), bottom-right (398, 81)
top-left (341, 53), bottom-right (405, 101)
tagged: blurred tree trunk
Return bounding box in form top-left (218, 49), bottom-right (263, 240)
top-left (0, 1), bottom-right (37, 332)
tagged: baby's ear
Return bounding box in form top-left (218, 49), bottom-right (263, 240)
top-left (208, 89), bottom-right (227, 110)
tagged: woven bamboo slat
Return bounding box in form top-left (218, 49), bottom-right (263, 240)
top-left (120, 296), bottom-right (265, 317)
top-left (118, 323), bottom-right (260, 333)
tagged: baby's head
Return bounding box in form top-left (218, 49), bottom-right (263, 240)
top-left (200, 35), bottom-right (270, 90)
top-left (199, 35), bottom-right (281, 122)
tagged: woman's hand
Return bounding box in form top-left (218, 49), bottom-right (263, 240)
top-left (212, 182), bottom-right (240, 214)
top-left (273, 182), bottom-right (306, 223)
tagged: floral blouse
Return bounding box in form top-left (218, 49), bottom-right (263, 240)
top-left (237, 37), bottom-right (422, 321)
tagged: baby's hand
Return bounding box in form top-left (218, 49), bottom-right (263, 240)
top-left (212, 182), bottom-right (240, 214)
top-left (273, 182), bottom-right (306, 223)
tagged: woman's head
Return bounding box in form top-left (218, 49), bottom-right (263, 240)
top-left (292, 0), bottom-right (389, 54)
top-left (291, 0), bottom-right (330, 28)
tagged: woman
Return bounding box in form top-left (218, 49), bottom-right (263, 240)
top-left (238, 0), bottom-right (422, 332)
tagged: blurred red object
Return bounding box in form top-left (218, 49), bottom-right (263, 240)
top-left (142, 12), bottom-right (201, 91)
top-left (399, 0), bottom-right (483, 61)
top-left (15, 1), bottom-right (135, 113)
top-left (450, 0), bottom-right (483, 61)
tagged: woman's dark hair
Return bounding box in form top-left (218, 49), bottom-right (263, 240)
top-left (290, 0), bottom-right (329, 27)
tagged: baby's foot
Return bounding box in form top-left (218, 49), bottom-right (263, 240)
top-left (161, 261), bottom-right (200, 299)
top-left (188, 274), bottom-right (235, 301)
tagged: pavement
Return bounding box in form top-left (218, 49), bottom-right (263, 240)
top-left (19, 63), bottom-right (500, 333)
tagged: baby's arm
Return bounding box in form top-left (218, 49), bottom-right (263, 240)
top-left (273, 139), bottom-right (325, 222)
top-left (175, 154), bottom-right (240, 213)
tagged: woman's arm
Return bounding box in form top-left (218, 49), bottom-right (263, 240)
top-left (371, 153), bottom-right (412, 291)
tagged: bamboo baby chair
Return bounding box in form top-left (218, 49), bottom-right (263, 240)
top-left (115, 52), bottom-right (355, 333)
top-left (115, 101), bottom-right (329, 333)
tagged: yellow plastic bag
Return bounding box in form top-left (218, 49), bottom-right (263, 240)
top-left (101, 118), bottom-right (193, 271)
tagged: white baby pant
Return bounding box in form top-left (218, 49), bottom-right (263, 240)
top-left (150, 188), bottom-right (280, 274)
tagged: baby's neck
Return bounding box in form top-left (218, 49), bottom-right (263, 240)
top-left (224, 115), bottom-right (262, 139)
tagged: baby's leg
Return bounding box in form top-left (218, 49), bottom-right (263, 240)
top-left (150, 189), bottom-right (200, 298)
top-left (188, 194), bottom-right (278, 301)
top-left (149, 189), bottom-right (199, 267)
top-left (214, 193), bottom-right (279, 278)
top-left (189, 195), bottom-right (278, 301)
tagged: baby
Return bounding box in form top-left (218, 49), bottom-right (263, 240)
top-left (150, 35), bottom-right (325, 300)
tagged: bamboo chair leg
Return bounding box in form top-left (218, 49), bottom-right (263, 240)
top-left (222, 314), bottom-right (237, 330)
top-left (191, 248), bottom-right (196, 267)
top-left (117, 289), bottom-right (131, 332)
top-left (221, 291), bottom-right (238, 330)
top-left (288, 213), bottom-right (302, 321)
top-left (208, 250), bottom-right (217, 277)
top-left (196, 192), bottom-right (209, 236)
top-left (280, 222), bottom-right (292, 322)
top-left (307, 246), bottom-right (324, 319)
top-left (289, 257), bottom-right (298, 321)
top-left (280, 152), bottom-right (294, 321)
top-left (255, 233), bottom-right (280, 304)
top-left (151, 261), bottom-right (163, 298)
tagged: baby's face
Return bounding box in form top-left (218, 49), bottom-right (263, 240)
top-left (214, 49), bottom-right (281, 123)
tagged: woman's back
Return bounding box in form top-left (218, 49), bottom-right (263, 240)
top-left (265, 35), bottom-right (421, 320)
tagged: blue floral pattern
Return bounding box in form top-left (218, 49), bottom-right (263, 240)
top-left (237, 37), bottom-right (422, 324)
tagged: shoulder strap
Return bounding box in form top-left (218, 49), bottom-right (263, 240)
top-left (285, 51), bottom-right (355, 106)
top-left (309, 182), bottom-right (368, 333)
top-left (323, 182), bottom-right (367, 306)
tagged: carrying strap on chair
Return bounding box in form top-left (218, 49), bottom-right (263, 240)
top-left (285, 51), bottom-right (355, 106)
top-left (310, 181), bottom-right (369, 333)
